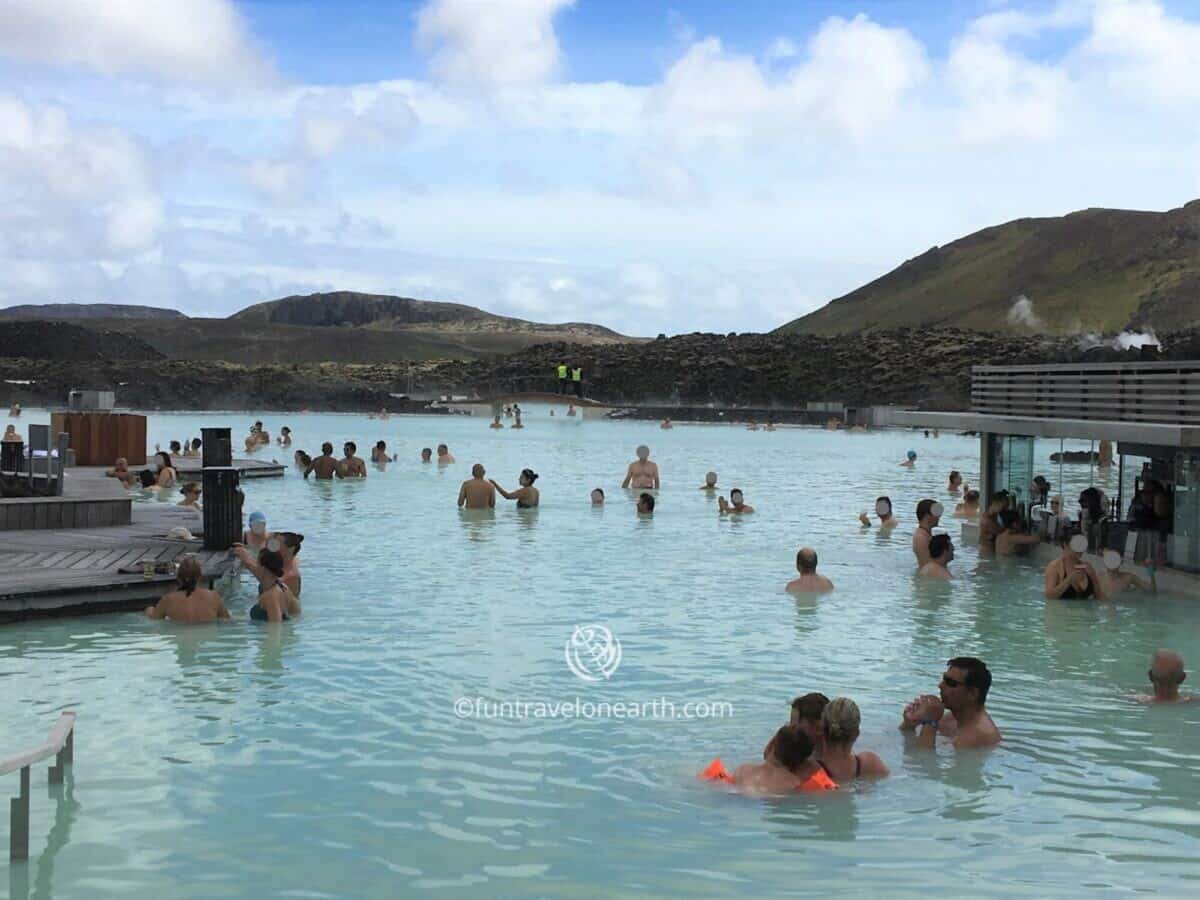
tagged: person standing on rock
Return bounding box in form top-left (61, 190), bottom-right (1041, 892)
top-left (622, 445), bottom-right (660, 490)
top-left (572, 365), bottom-right (583, 397)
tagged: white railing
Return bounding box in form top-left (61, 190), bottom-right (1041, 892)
top-left (2, 712), bottom-right (75, 861)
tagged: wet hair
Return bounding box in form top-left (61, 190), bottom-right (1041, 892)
top-left (770, 724), bottom-right (814, 773)
top-left (796, 547), bottom-right (818, 573)
top-left (438, 444), bottom-right (448, 454)
top-left (963, 489), bottom-right (980, 504)
top-left (916, 498), bottom-right (937, 521)
top-left (822, 697), bottom-right (861, 745)
top-left (279, 532), bottom-right (304, 556)
top-left (948, 470), bottom-right (961, 486)
top-left (344, 441), bottom-right (357, 454)
top-left (929, 533), bottom-right (952, 559)
top-left (705, 471), bottom-right (717, 484)
top-left (638, 492), bottom-right (655, 512)
top-left (990, 490), bottom-right (1010, 506)
top-left (296, 450), bottom-right (312, 467)
top-left (422, 447), bottom-right (432, 457)
top-left (521, 468), bottom-right (539, 484)
top-left (876, 496), bottom-right (892, 515)
top-left (730, 488), bottom-right (744, 500)
top-left (156, 451), bottom-right (172, 470)
top-left (180, 481), bottom-right (200, 496)
top-left (472, 463), bottom-right (485, 477)
top-left (191, 438), bottom-right (202, 449)
top-left (636, 445), bottom-right (650, 459)
top-left (177, 556), bottom-right (202, 596)
top-left (1000, 508), bottom-right (1021, 529)
top-left (258, 548), bottom-right (286, 578)
top-left (947, 656), bottom-right (991, 704)
top-left (790, 692), bottom-right (829, 723)
top-left (138, 469), bottom-right (157, 488)
top-left (169, 440), bottom-right (181, 453)
top-left (375, 440), bottom-right (386, 449)
top-left (591, 487), bottom-right (605, 499)
top-left (322, 442), bottom-right (333, 455)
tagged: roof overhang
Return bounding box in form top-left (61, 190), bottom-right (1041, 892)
top-left (889, 410), bottom-right (1200, 447)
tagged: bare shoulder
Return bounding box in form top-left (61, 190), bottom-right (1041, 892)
top-left (858, 751), bottom-right (889, 776)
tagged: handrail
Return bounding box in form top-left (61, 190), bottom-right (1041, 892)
top-left (1, 712), bottom-right (75, 776)
top-left (5, 711), bottom-right (75, 861)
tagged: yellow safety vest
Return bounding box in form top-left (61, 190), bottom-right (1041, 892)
top-left (571, 368), bottom-right (581, 381)
top-left (557, 365), bottom-right (568, 379)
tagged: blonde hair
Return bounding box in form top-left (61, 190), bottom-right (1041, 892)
top-left (822, 697), bottom-right (861, 745)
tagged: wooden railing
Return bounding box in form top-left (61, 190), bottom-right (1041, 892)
top-left (972, 361), bottom-right (1200, 425)
top-left (2, 712), bottom-right (75, 861)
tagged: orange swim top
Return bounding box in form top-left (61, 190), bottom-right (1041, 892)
top-left (698, 758), bottom-right (838, 791)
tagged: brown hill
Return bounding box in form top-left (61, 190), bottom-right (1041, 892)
top-left (0, 303), bottom-right (184, 320)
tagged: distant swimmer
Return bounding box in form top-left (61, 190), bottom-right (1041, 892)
top-left (294, 450), bottom-right (312, 470)
top-left (421, 447), bottom-right (433, 463)
top-left (438, 444), bottom-right (456, 464)
top-left (917, 534), bottom-right (954, 579)
top-left (1138, 651), bottom-right (1193, 704)
top-left (718, 488), bottom-right (754, 514)
top-left (765, 422), bottom-right (776, 432)
top-left (948, 470), bottom-right (963, 493)
top-left (622, 445), bottom-right (660, 489)
top-left (512, 415), bottom-right (524, 429)
top-left (8, 402), bottom-right (19, 417)
top-left (637, 492), bottom-right (655, 515)
top-left (371, 440), bottom-right (395, 464)
top-left (145, 557), bottom-right (230, 623)
top-left (278, 426), bottom-right (292, 447)
top-left (953, 489), bottom-right (980, 519)
top-left (912, 499), bottom-right (943, 566)
top-left (249, 549), bottom-right (299, 622)
top-left (747, 422), bottom-right (759, 431)
top-left (900, 450), bottom-right (917, 468)
top-left (338, 441), bottom-right (367, 478)
top-left (490, 415), bottom-right (505, 429)
top-left (709, 724), bottom-right (836, 794)
top-left (785, 547), bottom-right (834, 594)
top-left (567, 404), bottom-right (577, 417)
top-left (700, 471), bottom-right (718, 491)
top-left (105, 457), bottom-right (137, 487)
top-left (900, 657), bottom-right (1001, 750)
top-left (178, 482), bottom-right (202, 510)
top-left (591, 488), bottom-right (605, 505)
top-left (1099, 550), bottom-right (1155, 598)
top-left (661, 418), bottom-right (673, 430)
top-left (859, 496), bottom-right (898, 530)
top-left (491, 468), bottom-right (539, 508)
top-left (155, 452), bottom-right (178, 489)
top-left (458, 463), bottom-right (496, 509)
top-left (304, 442), bottom-right (339, 480)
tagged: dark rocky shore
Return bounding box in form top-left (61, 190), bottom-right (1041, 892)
top-left (3, 326), bottom-right (1196, 414)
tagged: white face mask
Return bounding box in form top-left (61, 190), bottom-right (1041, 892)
top-left (1103, 549), bottom-right (1122, 571)
top-left (1069, 534), bottom-right (1089, 554)
top-left (930, 502), bottom-right (945, 519)
top-left (875, 500), bottom-right (891, 517)
top-left (251, 521), bottom-right (266, 536)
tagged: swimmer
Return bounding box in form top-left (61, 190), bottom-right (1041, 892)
top-left (234, 533), bottom-right (302, 600)
top-left (953, 489), bottom-right (981, 519)
top-left (785, 548), bottom-right (834, 594)
top-left (338, 441), bottom-right (367, 478)
top-left (820, 698), bottom-right (889, 780)
top-left (912, 499), bottom-right (943, 566)
top-left (304, 442), bottom-right (339, 480)
top-left (859, 496), bottom-right (898, 530)
top-left (747, 422), bottom-right (759, 431)
top-left (995, 509), bottom-right (1041, 556)
top-left (8, 402), bottom-right (19, 417)
top-left (278, 426), bottom-right (292, 447)
top-left (178, 482), bottom-right (202, 510)
top-left (137, 469), bottom-right (158, 489)
top-left (722, 725), bottom-right (836, 794)
top-left (590, 487), bottom-right (605, 505)
top-left (294, 449), bottom-right (312, 470)
top-left (567, 404), bottom-right (576, 417)
top-left (371, 440), bottom-right (394, 464)
top-left (622, 445), bottom-right (660, 490)
top-left (917, 534), bottom-right (954, 579)
top-left (637, 492), bottom-right (655, 515)
top-left (1044, 533), bottom-right (1105, 600)
top-left (900, 657), bottom-right (1001, 750)
top-left (249, 549), bottom-right (299, 622)
top-left (1099, 550), bottom-right (1155, 597)
top-left (105, 457), bottom-right (137, 487)
top-left (490, 415), bottom-right (505, 429)
top-left (661, 418), bottom-right (673, 430)
top-left (718, 488), bottom-right (754, 514)
top-left (421, 447), bottom-right (433, 463)
top-left (438, 444), bottom-right (456, 464)
top-left (491, 468), bottom-right (539, 508)
top-left (948, 470), bottom-right (963, 493)
top-left (1138, 651), bottom-right (1193, 704)
top-left (764, 693), bottom-right (829, 760)
top-left (765, 421), bottom-right (776, 432)
top-left (155, 452), bottom-right (178, 489)
top-left (700, 471), bottom-right (718, 491)
top-left (2, 424), bottom-right (19, 442)
top-left (144, 557), bottom-right (229, 623)
top-left (458, 463), bottom-right (496, 509)
top-left (900, 450), bottom-right (917, 468)
top-left (242, 510), bottom-right (271, 550)
top-left (977, 491), bottom-right (1010, 551)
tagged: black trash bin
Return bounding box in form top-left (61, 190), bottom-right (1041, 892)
top-left (0, 440), bottom-right (23, 474)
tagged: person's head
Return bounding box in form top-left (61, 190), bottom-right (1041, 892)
top-left (768, 724), bottom-right (815, 774)
top-left (1049, 495), bottom-right (1062, 515)
top-left (321, 442), bottom-right (333, 456)
top-left (248, 510), bottom-right (267, 536)
top-left (114, 457), bottom-right (128, 470)
top-left (591, 487), bottom-right (605, 505)
top-left (254, 420), bottom-right (263, 430)
top-left (375, 440), bottom-right (386, 451)
top-left (636, 444), bottom-right (650, 461)
top-left (281, 427), bottom-right (290, 436)
top-left (875, 496), bottom-right (892, 518)
top-left (987, 490), bottom-right (1009, 513)
top-left (258, 548), bottom-right (285, 578)
top-left (1033, 475), bottom-right (1049, 494)
top-left (191, 437), bottom-right (202, 450)
top-left (940, 657), bottom-right (991, 712)
top-left (948, 470), bottom-right (962, 488)
top-left (520, 468), bottom-right (538, 486)
top-left (916, 498), bottom-right (941, 526)
top-left (963, 489), bottom-right (980, 507)
top-left (343, 441), bottom-right (356, 456)
top-left (278, 531), bottom-right (304, 559)
top-left (1060, 531), bottom-right (1088, 559)
top-left (180, 482), bottom-right (201, 503)
top-left (705, 471), bottom-right (717, 487)
top-left (822, 697), bottom-right (861, 748)
top-left (730, 488), bottom-right (745, 507)
top-left (421, 447), bottom-right (432, 461)
top-left (637, 492), bottom-right (655, 514)
top-left (796, 547), bottom-right (818, 574)
top-left (1149, 650), bottom-right (1186, 696)
top-left (176, 556), bottom-right (202, 596)
top-left (138, 469), bottom-right (156, 488)
top-left (155, 451), bottom-right (172, 470)
top-left (788, 693), bottom-right (830, 745)
top-left (169, 440), bottom-right (181, 453)
top-left (929, 533), bottom-right (954, 564)
top-left (999, 508), bottom-right (1022, 531)
top-left (438, 443), bottom-right (449, 456)
top-left (472, 463), bottom-right (485, 478)
top-left (907, 450), bottom-right (917, 461)
top-left (1079, 487), bottom-right (1103, 515)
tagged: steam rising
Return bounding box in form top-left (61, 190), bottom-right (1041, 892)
top-left (1006, 295), bottom-right (1043, 329)
top-left (1009, 294), bottom-right (1164, 352)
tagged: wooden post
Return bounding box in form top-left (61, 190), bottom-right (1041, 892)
top-left (9, 764), bottom-right (29, 861)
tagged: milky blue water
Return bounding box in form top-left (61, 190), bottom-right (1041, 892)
top-left (3, 407), bottom-right (1199, 898)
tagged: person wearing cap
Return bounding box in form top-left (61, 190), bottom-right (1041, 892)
top-left (1138, 651), bottom-right (1193, 704)
top-left (1044, 533), bottom-right (1106, 599)
top-left (243, 511), bottom-right (271, 550)
top-left (718, 488), bottom-right (754, 514)
top-left (912, 498), bottom-right (943, 566)
top-left (900, 450), bottom-right (917, 468)
top-left (918, 534), bottom-right (954, 579)
top-left (178, 482), bottom-right (202, 510)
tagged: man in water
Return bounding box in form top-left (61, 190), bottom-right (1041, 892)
top-left (728, 725), bottom-right (834, 794)
top-left (718, 488), bottom-right (754, 514)
top-left (371, 440), bottom-right (394, 464)
top-left (304, 442), bottom-right (339, 480)
top-left (421, 447), bottom-right (433, 463)
top-left (785, 548), bottom-right (834, 594)
top-left (900, 657), bottom-right (1001, 750)
top-left (918, 534), bottom-right (954, 579)
top-left (860, 496), bottom-right (898, 530)
top-left (637, 493), bottom-right (655, 515)
top-left (438, 444), bottom-right (456, 464)
top-left (912, 499), bottom-right (942, 566)
top-left (338, 441), bottom-right (367, 478)
top-left (763, 693), bottom-right (829, 759)
top-left (1138, 650), bottom-right (1193, 704)
top-left (622, 445), bottom-right (660, 489)
top-left (490, 415), bottom-right (505, 429)
top-left (458, 463), bottom-right (496, 509)
top-left (591, 488), bottom-right (605, 505)
top-left (566, 403), bottom-right (576, 417)
top-left (900, 450), bottom-right (917, 467)
top-left (700, 471), bottom-right (718, 491)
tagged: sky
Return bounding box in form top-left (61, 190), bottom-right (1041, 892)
top-left (0, 0), bottom-right (1198, 336)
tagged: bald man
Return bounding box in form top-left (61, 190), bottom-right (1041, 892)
top-left (1139, 650), bottom-right (1193, 704)
top-left (458, 464), bottom-right (496, 509)
top-left (785, 548), bottom-right (834, 594)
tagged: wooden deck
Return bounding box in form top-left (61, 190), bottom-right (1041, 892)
top-left (175, 457), bottom-right (287, 479)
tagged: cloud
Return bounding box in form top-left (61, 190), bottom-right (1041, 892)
top-left (1082, 0), bottom-right (1200, 101)
top-left (415, 0), bottom-right (576, 87)
top-left (0, 0), bottom-right (272, 86)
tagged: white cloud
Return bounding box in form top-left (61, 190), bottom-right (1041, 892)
top-left (0, 0), bottom-right (272, 86)
top-left (415, 0), bottom-right (576, 87)
top-left (1082, 0), bottom-right (1200, 101)
top-left (948, 33), bottom-right (1069, 141)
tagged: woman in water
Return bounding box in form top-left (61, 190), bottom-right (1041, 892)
top-left (249, 549), bottom-right (300, 622)
top-left (490, 469), bottom-right (539, 508)
top-left (818, 698), bottom-right (889, 781)
top-left (948, 470), bottom-right (963, 493)
top-left (294, 449), bottom-right (312, 469)
top-left (155, 452), bottom-right (177, 488)
top-left (233, 532), bottom-right (302, 599)
top-left (178, 482), bottom-right (202, 509)
top-left (900, 450), bottom-right (917, 468)
top-left (145, 557), bottom-right (230, 623)
top-left (1044, 534), bottom-right (1106, 600)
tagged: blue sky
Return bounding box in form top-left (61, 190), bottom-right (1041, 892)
top-left (0, 0), bottom-right (1198, 336)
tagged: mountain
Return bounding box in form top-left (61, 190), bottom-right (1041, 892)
top-left (0, 321), bottom-right (164, 361)
top-left (0, 303), bottom-right (185, 320)
top-left (778, 200), bottom-right (1200, 336)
